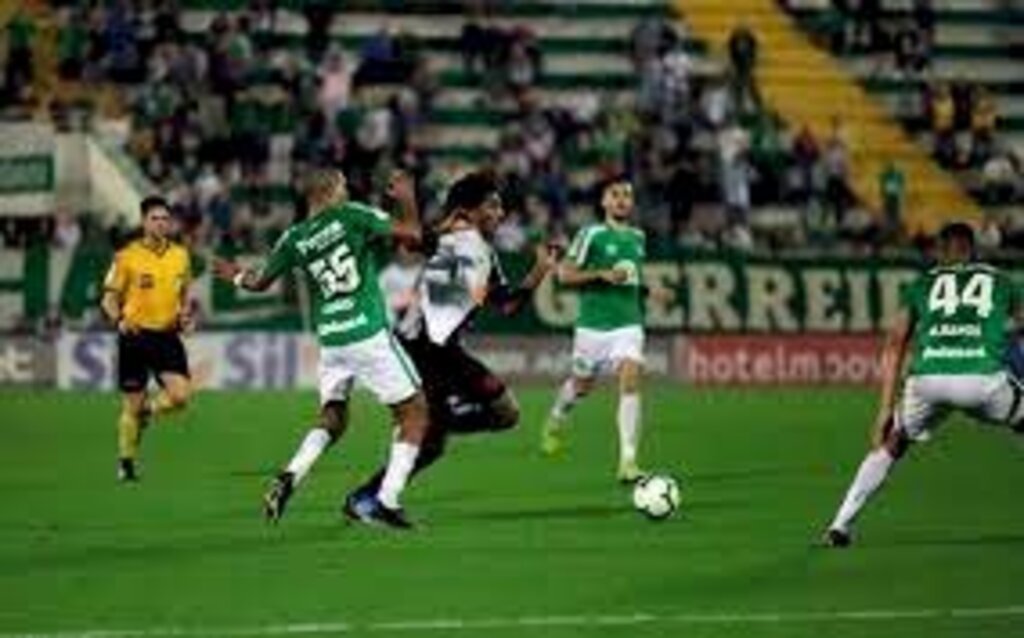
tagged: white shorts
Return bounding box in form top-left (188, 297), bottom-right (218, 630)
top-left (571, 326), bottom-right (645, 379)
top-left (895, 371), bottom-right (1023, 440)
top-left (318, 329), bottom-right (421, 406)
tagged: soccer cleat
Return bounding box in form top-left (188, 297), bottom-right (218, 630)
top-left (823, 528), bottom-right (852, 548)
top-left (342, 490), bottom-right (376, 523)
top-left (263, 471), bottom-right (295, 524)
top-left (117, 458), bottom-right (138, 483)
top-left (363, 499), bottom-right (414, 530)
top-left (540, 420), bottom-right (564, 456)
top-left (616, 459), bottom-right (645, 484)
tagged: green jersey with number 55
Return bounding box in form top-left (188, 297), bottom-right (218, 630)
top-left (903, 263), bottom-right (1019, 375)
top-left (260, 201), bottom-right (393, 346)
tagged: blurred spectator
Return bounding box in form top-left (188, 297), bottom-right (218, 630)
top-left (892, 23), bottom-right (930, 80)
top-left (52, 210), bottom-right (83, 250)
top-left (980, 152), bottom-right (1020, 205)
top-left (302, 0), bottom-right (335, 62)
top-left (913, 0), bottom-right (935, 47)
top-left (878, 161), bottom-right (905, 236)
top-left (970, 88), bottom-right (998, 166)
top-left (503, 30), bottom-right (542, 100)
top-left (789, 124), bottom-right (820, 204)
top-left (852, 0), bottom-right (882, 51)
top-left (950, 79), bottom-right (974, 133)
top-left (630, 17), bottom-right (679, 70)
top-left (3, 8), bottom-right (36, 103)
top-left (749, 110), bottom-right (786, 204)
top-left (316, 48), bottom-right (352, 127)
top-left (823, 121), bottom-right (850, 224)
top-left (57, 7), bottom-right (88, 81)
top-left (928, 82), bottom-right (956, 167)
top-left (718, 120), bottom-right (751, 223)
top-left (727, 24), bottom-right (760, 113)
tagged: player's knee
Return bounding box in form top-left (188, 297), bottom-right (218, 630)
top-left (618, 362), bottom-right (642, 394)
top-left (166, 387), bottom-right (190, 411)
top-left (396, 393), bottom-right (430, 438)
top-left (885, 427), bottom-right (910, 459)
top-left (123, 394), bottom-right (146, 417)
top-left (319, 401), bottom-right (348, 437)
top-left (573, 376), bottom-right (595, 396)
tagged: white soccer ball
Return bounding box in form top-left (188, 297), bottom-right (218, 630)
top-left (632, 474), bottom-right (681, 520)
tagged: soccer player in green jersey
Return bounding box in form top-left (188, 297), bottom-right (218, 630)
top-left (213, 169), bottom-right (428, 529)
top-left (540, 179), bottom-right (651, 482)
top-left (825, 222), bottom-right (1024, 547)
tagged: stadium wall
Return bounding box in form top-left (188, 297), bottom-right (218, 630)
top-left (44, 331), bottom-right (877, 391)
top-left (6, 247), bottom-right (1022, 332)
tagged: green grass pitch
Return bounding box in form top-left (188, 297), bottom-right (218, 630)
top-left (1, 385), bottom-right (1023, 637)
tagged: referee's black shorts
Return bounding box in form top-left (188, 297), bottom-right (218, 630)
top-left (117, 329), bottom-right (190, 393)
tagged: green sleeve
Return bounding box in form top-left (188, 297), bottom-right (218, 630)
top-left (566, 226), bottom-right (593, 267)
top-left (259, 229), bottom-right (296, 282)
top-left (346, 202), bottom-right (394, 239)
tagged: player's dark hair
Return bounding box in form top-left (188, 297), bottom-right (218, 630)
top-left (599, 175), bottom-right (631, 197)
top-left (443, 171), bottom-right (499, 214)
top-left (937, 222), bottom-right (975, 249)
top-left (140, 195), bottom-right (170, 217)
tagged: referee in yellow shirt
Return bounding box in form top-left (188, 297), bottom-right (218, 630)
top-left (101, 196), bottom-right (193, 482)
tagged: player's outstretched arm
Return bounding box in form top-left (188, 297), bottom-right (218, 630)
top-left (872, 310), bottom-right (914, 447)
top-left (212, 258), bottom-right (276, 293)
top-left (490, 242), bottom-right (561, 315)
top-left (386, 170), bottom-right (422, 247)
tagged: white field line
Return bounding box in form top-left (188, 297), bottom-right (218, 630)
top-left (5, 605), bottom-right (1024, 638)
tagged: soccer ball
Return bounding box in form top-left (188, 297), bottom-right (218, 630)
top-left (632, 474), bottom-right (681, 520)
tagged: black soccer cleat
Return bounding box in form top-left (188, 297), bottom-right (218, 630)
top-left (823, 528), bottom-right (852, 548)
top-left (117, 458), bottom-right (139, 483)
top-left (263, 471), bottom-right (295, 524)
top-left (342, 490), bottom-right (375, 523)
top-left (364, 500), bottom-right (414, 530)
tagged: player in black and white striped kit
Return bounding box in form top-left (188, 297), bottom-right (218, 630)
top-left (345, 171), bottom-right (558, 523)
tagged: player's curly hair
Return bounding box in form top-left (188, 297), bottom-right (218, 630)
top-left (442, 170), bottom-right (500, 215)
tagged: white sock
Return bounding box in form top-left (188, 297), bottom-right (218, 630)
top-left (549, 378), bottom-right (580, 424)
top-left (830, 447), bottom-right (895, 533)
top-left (617, 393), bottom-right (641, 465)
top-left (377, 440), bottom-right (420, 509)
top-left (285, 428), bottom-right (332, 485)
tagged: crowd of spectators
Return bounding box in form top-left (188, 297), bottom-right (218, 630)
top-left (1, 1), bottom-right (1021, 255)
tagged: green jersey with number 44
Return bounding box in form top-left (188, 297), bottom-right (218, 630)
top-left (567, 223), bottom-right (646, 330)
top-left (903, 263), bottom-right (1020, 375)
top-left (261, 201), bottom-right (393, 346)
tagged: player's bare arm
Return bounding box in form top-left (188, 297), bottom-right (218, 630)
top-left (211, 258), bottom-right (277, 293)
top-left (490, 242), bottom-right (560, 316)
top-left (872, 309), bottom-right (914, 448)
top-left (386, 170), bottom-right (422, 247)
top-left (177, 270), bottom-right (195, 334)
top-left (557, 261), bottom-right (628, 287)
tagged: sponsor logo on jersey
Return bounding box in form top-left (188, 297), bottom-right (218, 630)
top-left (318, 313), bottom-right (368, 336)
top-left (296, 221), bottom-right (347, 256)
top-left (321, 298), bottom-right (356, 315)
top-left (928, 323), bottom-right (983, 338)
top-left (922, 346), bottom-right (987, 359)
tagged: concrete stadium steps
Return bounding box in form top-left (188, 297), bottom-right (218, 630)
top-left (179, 0), bottom-right (671, 19)
top-left (181, 11), bottom-right (650, 40)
